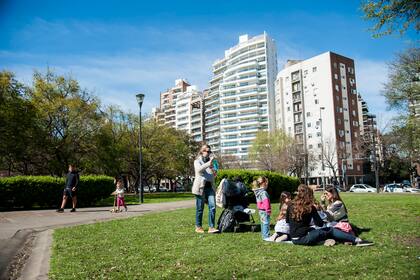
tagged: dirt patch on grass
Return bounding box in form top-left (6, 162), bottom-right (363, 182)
top-left (395, 236), bottom-right (420, 248)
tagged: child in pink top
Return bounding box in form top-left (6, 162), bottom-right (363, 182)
top-left (253, 177), bottom-right (271, 241)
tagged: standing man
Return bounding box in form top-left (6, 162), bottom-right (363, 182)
top-left (57, 164), bottom-right (79, 213)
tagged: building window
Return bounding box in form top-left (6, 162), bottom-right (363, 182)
top-left (318, 143), bottom-right (322, 148)
top-left (309, 144), bottom-right (313, 149)
top-left (316, 120), bottom-right (320, 126)
top-left (317, 132), bottom-right (321, 137)
top-left (287, 106), bottom-right (290, 112)
top-left (334, 62), bottom-right (337, 68)
top-left (338, 118), bottom-right (341, 125)
top-left (307, 112), bottom-right (311, 117)
top-left (315, 99), bottom-right (319, 104)
top-left (318, 155), bottom-right (322, 160)
top-left (312, 67), bottom-right (317, 72)
top-left (304, 70), bottom-right (308, 75)
top-left (335, 85), bottom-right (339, 91)
top-left (334, 74), bottom-right (338, 80)
top-left (308, 133), bottom-right (312, 138)
top-left (307, 123), bottom-right (311, 127)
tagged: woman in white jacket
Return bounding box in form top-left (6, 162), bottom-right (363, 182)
top-left (192, 144), bottom-right (219, 234)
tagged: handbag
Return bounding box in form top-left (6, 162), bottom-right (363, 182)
top-left (334, 221), bottom-right (353, 233)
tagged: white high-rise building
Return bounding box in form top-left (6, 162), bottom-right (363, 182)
top-left (175, 85), bottom-right (204, 142)
top-left (205, 33), bottom-right (278, 162)
top-left (152, 79), bottom-right (204, 142)
top-left (275, 52), bottom-right (364, 186)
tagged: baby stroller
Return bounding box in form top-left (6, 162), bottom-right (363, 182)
top-left (216, 178), bottom-right (260, 233)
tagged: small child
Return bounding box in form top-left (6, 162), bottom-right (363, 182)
top-left (268, 191), bottom-right (291, 242)
top-left (116, 180), bottom-right (128, 212)
top-left (253, 177), bottom-right (271, 241)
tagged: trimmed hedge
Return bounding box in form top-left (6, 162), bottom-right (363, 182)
top-left (0, 175), bottom-right (114, 210)
top-left (215, 169), bottom-right (300, 203)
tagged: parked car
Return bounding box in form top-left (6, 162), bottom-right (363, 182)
top-left (349, 184), bottom-right (376, 193)
top-left (405, 187), bottom-right (420, 193)
top-left (158, 187), bottom-right (168, 192)
top-left (383, 183), bottom-right (406, 193)
top-left (143, 185), bottom-right (156, 193)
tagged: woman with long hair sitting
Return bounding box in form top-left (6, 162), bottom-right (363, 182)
top-left (286, 184), bottom-right (373, 246)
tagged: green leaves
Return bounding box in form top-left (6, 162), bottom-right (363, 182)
top-left (361, 0), bottom-right (420, 38)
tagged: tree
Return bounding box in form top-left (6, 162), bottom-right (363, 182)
top-left (29, 70), bottom-right (103, 175)
top-left (0, 71), bottom-right (42, 175)
top-left (249, 130), bottom-right (293, 172)
top-left (361, 0), bottom-right (420, 37)
top-left (383, 48), bottom-right (420, 171)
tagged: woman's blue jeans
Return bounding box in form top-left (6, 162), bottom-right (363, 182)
top-left (292, 227), bottom-right (357, 246)
top-left (195, 186), bottom-right (216, 228)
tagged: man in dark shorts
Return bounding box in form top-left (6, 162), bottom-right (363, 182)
top-left (57, 164), bottom-right (79, 213)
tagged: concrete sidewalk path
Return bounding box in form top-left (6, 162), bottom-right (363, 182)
top-left (0, 200), bottom-right (195, 280)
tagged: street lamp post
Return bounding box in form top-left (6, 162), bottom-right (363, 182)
top-left (319, 106), bottom-right (325, 190)
top-left (136, 93), bottom-right (145, 204)
top-left (367, 113), bottom-right (379, 193)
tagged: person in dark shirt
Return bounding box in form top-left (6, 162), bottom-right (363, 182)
top-left (286, 184), bottom-right (373, 246)
top-left (57, 164), bottom-right (80, 213)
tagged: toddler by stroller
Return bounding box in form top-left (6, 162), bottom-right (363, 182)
top-left (216, 178), bottom-right (260, 233)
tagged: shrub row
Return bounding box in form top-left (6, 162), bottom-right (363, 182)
top-left (0, 175), bottom-right (114, 210)
top-left (215, 169), bottom-right (300, 203)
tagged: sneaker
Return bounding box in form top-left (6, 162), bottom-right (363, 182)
top-left (70, 208), bottom-right (76, 212)
top-left (208, 227), bottom-right (219, 234)
top-left (56, 208), bottom-right (64, 213)
top-left (275, 234), bottom-right (289, 243)
top-left (263, 237), bottom-right (273, 242)
top-left (355, 240), bottom-right (374, 247)
top-left (195, 227), bottom-right (205, 234)
top-left (324, 239), bottom-right (336, 247)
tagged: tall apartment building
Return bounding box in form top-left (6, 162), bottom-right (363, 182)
top-left (205, 33), bottom-right (278, 162)
top-left (152, 79), bottom-right (204, 142)
top-left (275, 52), bottom-right (363, 186)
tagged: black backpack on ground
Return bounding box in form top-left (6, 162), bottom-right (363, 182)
top-left (217, 209), bottom-right (236, 232)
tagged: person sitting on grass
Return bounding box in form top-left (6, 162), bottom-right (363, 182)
top-left (253, 177), bottom-right (272, 241)
top-left (286, 184), bottom-right (373, 247)
top-left (319, 185), bottom-right (370, 236)
top-left (57, 164), bottom-right (79, 213)
top-left (320, 185), bottom-right (349, 225)
top-left (268, 191), bottom-right (291, 242)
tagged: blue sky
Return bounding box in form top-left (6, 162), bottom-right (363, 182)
top-left (0, 0), bottom-right (417, 127)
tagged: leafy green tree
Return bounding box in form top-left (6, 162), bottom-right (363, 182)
top-left (0, 71), bottom-right (42, 175)
top-left (29, 70), bottom-right (103, 175)
top-left (383, 48), bottom-right (420, 167)
top-left (361, 0), bottom-right (420, 37)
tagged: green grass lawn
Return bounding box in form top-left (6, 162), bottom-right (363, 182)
top-left (95, 192), bottom-right (194, 206)
top-left (50, 194), bottom-right (420, 279)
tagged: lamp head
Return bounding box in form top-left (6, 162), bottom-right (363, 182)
top-left (136, 93), bottom-right (145, 108)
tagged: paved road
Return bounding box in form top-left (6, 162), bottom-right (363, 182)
top-left (0, 200), bottom-right (195, 280)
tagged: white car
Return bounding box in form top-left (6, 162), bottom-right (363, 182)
top-left (349, 184), bottom-right (377, 193)
top-left (383, 184), bottom-right (406, 193)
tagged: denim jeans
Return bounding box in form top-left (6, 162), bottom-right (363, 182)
top-left (292, 227), bottom-right (356, 246)
top-left (259, 210), bottom-right (271, 239)
top-left (195, 185), bottom-right (216, 228)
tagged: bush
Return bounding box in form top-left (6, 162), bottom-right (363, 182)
top-left (0, 175), bottom-right (114, 210)
top-left (215, 169), bottom-right (299, 203)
